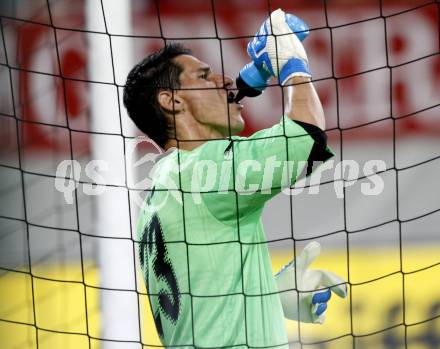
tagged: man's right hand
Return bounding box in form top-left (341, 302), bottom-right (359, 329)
top-left (275, 241), bottom-right (348, 324)
top-left (238, 9), bottom-right (310, 91)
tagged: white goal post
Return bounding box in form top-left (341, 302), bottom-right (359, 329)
top-left (86, 0), bottom-right (139, 347)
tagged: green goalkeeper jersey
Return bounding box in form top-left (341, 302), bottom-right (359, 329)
top-left (137, 116), bottom-right (333, 348)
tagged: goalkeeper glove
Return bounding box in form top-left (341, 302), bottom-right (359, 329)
top-left (235, 9), bottom-right (310, 102)
top-left (275, 241), bottom-right (347, 324)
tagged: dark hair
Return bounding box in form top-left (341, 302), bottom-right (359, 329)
top-left (123, 43), bottom-right (191, 148)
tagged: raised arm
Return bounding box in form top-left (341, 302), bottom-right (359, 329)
top-left (201, 9), bottom-right (332, 221)
top-left (240, 8), bottom-right (326, 130)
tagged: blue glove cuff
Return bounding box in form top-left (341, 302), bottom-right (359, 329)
top-left (280, 58), bottom-right (311, 85)
top-left (239, 61), bottom-right (272, 91)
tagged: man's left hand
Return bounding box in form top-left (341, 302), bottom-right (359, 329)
top-left (275, 241), bottom-right (348, 324)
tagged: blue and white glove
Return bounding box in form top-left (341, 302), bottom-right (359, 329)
top-left (239, 8), bottom-right (310, 91)
top-left (275, 241), bottom-right (348, 324)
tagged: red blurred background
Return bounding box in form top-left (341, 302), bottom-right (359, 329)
top-left (1, 0), bottom-right (439, 155)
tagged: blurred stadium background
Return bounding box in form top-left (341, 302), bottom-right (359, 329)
top-left (0, 0), bottom-right (439, 348)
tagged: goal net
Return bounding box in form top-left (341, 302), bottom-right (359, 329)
top-left (0, 0), bottom-right (439, 348)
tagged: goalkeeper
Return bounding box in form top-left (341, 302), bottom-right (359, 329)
top-left (124, 9), bottom-right (347, 349)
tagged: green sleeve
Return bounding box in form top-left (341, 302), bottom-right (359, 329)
top-left (199, 116), bottom-right (334, 224)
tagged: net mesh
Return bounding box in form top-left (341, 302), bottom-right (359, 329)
top-left (0, 0), bottom-right (440, 348)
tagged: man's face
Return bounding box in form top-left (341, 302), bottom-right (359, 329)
top-left (174, 54), bottom-right (245, 136)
